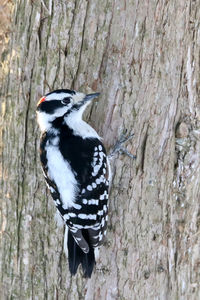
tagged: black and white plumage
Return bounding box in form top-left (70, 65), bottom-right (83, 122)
top-left (36, 89), bottom-right (110, 277)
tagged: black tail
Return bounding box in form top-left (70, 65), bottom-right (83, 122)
top-left (67, 229), bottom-right (95, 278)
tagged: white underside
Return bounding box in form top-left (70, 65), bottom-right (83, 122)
top-left (46, 143), bottom-right (78, 209)
top-left (37, 107), bottom-right (70, 132)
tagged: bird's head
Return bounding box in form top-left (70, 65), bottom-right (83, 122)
top-left (36, 89), bottom-right (100, 131)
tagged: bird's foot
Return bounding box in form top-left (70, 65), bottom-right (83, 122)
top-left (108, 132), bottom-right (136, 159)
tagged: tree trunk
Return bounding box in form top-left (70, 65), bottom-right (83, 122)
top-left (1, 1), bottom-right (200, 299)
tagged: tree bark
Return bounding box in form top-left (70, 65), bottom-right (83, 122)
top-left (1, 1), bottom-right (200, 299)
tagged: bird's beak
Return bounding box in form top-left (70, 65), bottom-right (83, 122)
top-left (83, 93), bottom-right (100, 103)
top-left (70, 92), bottom-right (100, 112)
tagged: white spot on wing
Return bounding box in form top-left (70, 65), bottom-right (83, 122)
top-left (78, 214), bottom-right (97, 220)
top-left (87, 185), bottom-right (92, 191)
top-left (103, 205), bottom-right (107, 212)
top-left (96, 178), bottom-right (101, 184)
top-left (88, 199), bottom-right (99, 205)
top-left (99, 232), bottom-right (103, 241)
top-left (63, 214), bottom-right (70, 221)
top-left (70, 227), bottom-right (78, 233)
top-left (68, 212), bottom-right (76, 217)
top-left (92, 224), bottom-right (100, 230)
top-left (72, 203), bottom-right (82, 209)
top-left (73, 224), bottom-right (94, 229)
top-left (101, 218), bottom-right (105, 227)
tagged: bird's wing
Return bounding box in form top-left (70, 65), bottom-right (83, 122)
top-left (59, 137), bottom-right (110, 249)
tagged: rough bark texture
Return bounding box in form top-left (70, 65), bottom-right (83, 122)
top-left (1, 1), bottom-right (200, 299)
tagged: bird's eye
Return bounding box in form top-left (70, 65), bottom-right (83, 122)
top-left (61, 97), bottom-right (71, 105)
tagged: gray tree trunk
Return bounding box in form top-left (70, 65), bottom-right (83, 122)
top-left (1, 1), bottom-right (200, 299)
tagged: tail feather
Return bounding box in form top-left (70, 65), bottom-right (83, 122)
top-left (67, 229), bottom-right (95, 278)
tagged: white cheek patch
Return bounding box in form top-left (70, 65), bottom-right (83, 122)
top-left (37, 108), bottom-right (70, 132)
top-left (54, 106), bottom-right (72, 118)
top-left (37, 111), bottom-right (55, 132)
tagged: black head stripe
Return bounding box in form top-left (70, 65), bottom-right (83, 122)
top-left (38, 100), bottom-right (64, 114)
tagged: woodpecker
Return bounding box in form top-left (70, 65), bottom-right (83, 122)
top-left (36, 89), bottom-right (110, 277)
